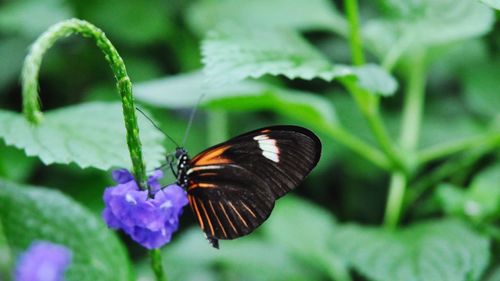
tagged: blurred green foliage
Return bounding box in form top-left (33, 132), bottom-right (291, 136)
top-left (0, 0), bottom-right (499, 281)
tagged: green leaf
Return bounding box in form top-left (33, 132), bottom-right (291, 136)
top-left (479, 0), bottom-right (500, 10)
top-left (0, 102), bottom-right (165, 171)
top-left (186, 0), bottom-right (347, 36)
top-left (134, 72), bottom-right (337, 126)
top-left (332, 219), bottom-right (489, 281)
top-left (437, 163), bottom-right (500, 222)
top-left (0, 180), bottom-right (132, 281)
top-left (206, 86), bottom-right (337, 126)
top-left (202, 27), bottom-right (397, 96)
top-left (463, 59), bottom-right (500, 117)
top-left (0, 0), bottom-right (72, 38)
top-left (262, 197), bottom-right (350, 281)
top-left (364, 0), bottom-right (495, 59)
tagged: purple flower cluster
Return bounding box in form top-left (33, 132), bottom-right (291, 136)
top-left (102, 169), bottom-right (188, 249)
top-left (15, 241), bottom-right (72, 281)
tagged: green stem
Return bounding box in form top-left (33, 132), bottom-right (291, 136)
top-left (399, 50), bottom-right (426, 152)
top-left (365, 109), bottom-right (403, 170)
top-left (383, 49), bottom-right (427, 228)
top-left (344, 0), bottom-right (405, 173)
top-left (383, 172), bottom-right (406, 229)
top-left (150, 249), bottom-right (167, 281)
top-left (23, 18), bottom-right (167, 281)
top-left (345, 0), bottom-right (365, 65)
top-left (21, 18), bottom-right (146, 187)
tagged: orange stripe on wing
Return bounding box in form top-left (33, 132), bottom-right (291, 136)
top-left (189, 195), bottom-right (204, 230)
top-left (198, 199), bottom-right (215, 237)
top-left (208, 200), bottom-right (227, 238)
top-left (228, 201), bottom-right (248, 228)
top-left (191, 145), bottom-right (232, 166)
top-left (241, 202), bottom-right (257, 218)
top-left (219, 202), bottom-right (238, 235)
top-left (190, 182), bottom-right (216, 189)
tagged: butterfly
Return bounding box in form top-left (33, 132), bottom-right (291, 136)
top-left (170, 125), bottom-right (321, 248)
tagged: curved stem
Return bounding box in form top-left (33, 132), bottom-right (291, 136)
top-left (23, 18), bottom-right (167, 281)
top-left (345, 0), bottom-right (365, 65)
top-left (21, 18), bottom-right (146, 187)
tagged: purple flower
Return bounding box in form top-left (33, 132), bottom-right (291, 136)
top-left (15, 241), bottom-right (72, 281)
top-left (102, 169), bottom-right (188, 249)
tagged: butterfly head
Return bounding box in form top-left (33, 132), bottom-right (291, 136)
top-left (174, 147), bottom-right (188, 160)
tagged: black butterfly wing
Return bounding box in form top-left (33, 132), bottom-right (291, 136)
top-left (187, 164), bottom-right (275, 242)
top-left (186, 125), bottom-right (321, 247)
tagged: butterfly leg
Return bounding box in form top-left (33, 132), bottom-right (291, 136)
top-left (169, 160), bottom-right (178, 178)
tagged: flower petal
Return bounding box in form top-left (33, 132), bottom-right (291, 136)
top-left (15, 241), bottom-right (72, 281)
top-left (112, 169), bottom-right (134, 184)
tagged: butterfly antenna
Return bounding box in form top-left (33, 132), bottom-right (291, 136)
top-left (182, 92), bottom-right (206, 146)
top-left (135, 106), bottom-right (180, 148)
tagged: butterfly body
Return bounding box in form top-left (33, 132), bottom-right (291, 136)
top-left (173, 125), bottom-right (321, 249)
top-left (175, 148), bottom-right (189, 187)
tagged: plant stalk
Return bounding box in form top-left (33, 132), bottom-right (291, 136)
top-left (345, 0), bottom-right (365, 65)
top-left (383, 172), bottom-right (406, 228)
top-left (150, 249), bottom-right (167, 281)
